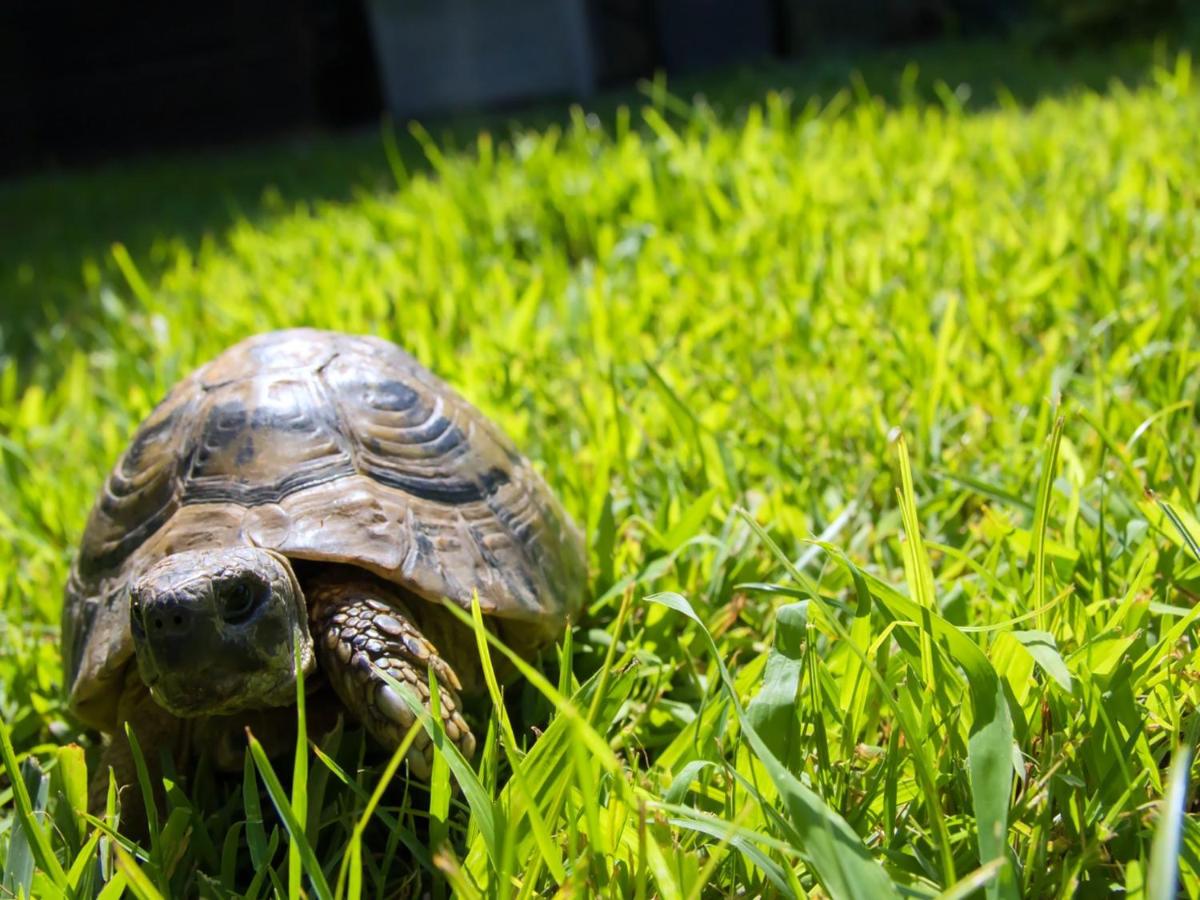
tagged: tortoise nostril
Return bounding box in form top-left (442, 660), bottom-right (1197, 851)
top-left (143, 605), bottom-right (190, 637)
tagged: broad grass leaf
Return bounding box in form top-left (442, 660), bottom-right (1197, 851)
top-left (241, 752), bottom-right (270, 871)
top-left (289, 640), bottom-right (310, 900)
top-left (1079, 634), bottom-right (1140, 677)
top-left (664, 759), bottom-right (721, 805)
top-left (648, 591), bottom-right (900, 900)
top-left (746, 601), bottom-right (808, 767)
top-left (114, 845), bottom-right (165, 900)
top-left (425, 668), bottom-right (453, 875)
top-left (1152, 496), bottom-right (1200, 563)
top-left (64, 831), bottom-right (103, 895)
top-left (1, 758), bottom-right (45, 898)
top-left (1011, 631), bottom-right (1072, 692)
top-left (813, 545), bottom-right (1018, 900)
top-left (665, 812), bottom-right (795, 895)
top-left (50, 744), bottom-right (87, 850)
top-left (0, 716), bottom-right (67, 890)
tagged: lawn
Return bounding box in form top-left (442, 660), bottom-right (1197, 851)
top-left (3, 32), bottom-right (1200, 899)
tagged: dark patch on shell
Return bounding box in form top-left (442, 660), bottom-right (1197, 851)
top-left (415, 531), bottom-right (435, 559)
top-left (202, 401), bottom-right (248, 449)
top-left (366, 462), bottom-right (510, 506)
top-left (182, 462), bottom-right (357, 505)
top-left (368, 470), bottom-right (485, 504)
top-left (235, 438), bottom-right (256, 466)
top-left (120, 406), bottom-right (180, 476)
top-left (427, 422), bottom-right (465, 457)
top-left (372, 380), bottom-right (420, 412)
top-left (487, 493), bottom-right (535, 546)
top-left (469, 526), bottom-right (503, 570)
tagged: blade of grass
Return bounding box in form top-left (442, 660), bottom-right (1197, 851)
top-left (242, 751), bottom-right (270, 871)
top-left (1154, 495), bottom-right (1200, 563)
top-left (648, 591), bottom-right (900, 900)
top-left (1146, 744), bottom-right (1190, 900)
top-left (245, 730), bottom-right (334, 900)
top-left (2, 758), bottom-right (41, 898)
top-left (810, 542), bottom-right (1018, 900)
top-left (121, 724), bottom-right (160, 861)
top-left (934, 858), bottom-right (1008, 900)
top-left (431, 605), bottom-right (681, 896)
top-left (372, 668), bottom-right (501, 871)
top-left (463, 659), bottom-right (639, 885)
top-left (427, 667), bottom-right (452, 900)
top-left (586, 586), bottom-right (634, 728)
top-left (1030, 416), bottom-right (1065, 630)
top-left (891, 428), bottom-right (944, 815)
top-left (290, 640), bottom-right (309, 900)
top-left (745, 601), bottom-right (807, 768)
top-left (336, 719), bottom-right (424, 900)
top-left (467, 593), bottom-right (565, 885)
top-left (0, 716), bottom-right (67, 889)
top-left (114, 845), bottom-right (165, 900)
top-left (1010, 631), bottom-right (1072, 692)
top-left (65, 830), bottom-right (102, 893)
top-left (659, 803), bottom-right (798, 897)
top-left (307, 740), bottom-right (433, 874)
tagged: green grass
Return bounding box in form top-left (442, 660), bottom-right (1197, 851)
top-left (4, 34), bottom-right (1200, 898)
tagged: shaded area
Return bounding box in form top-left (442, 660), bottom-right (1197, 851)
top-left (0, 0), bottom-right (381, 171)
top-left (3, 15), bottom-right (1198, 363)
top-left (1, 133), bottom-right (390, 361)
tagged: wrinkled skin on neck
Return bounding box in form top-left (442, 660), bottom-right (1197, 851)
top-left (129, 547), bottom-right (314, 717)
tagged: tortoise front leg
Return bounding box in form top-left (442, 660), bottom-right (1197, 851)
top-left (307, 580), bottom-right (476, 778)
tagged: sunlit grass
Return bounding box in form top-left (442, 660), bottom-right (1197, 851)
top-left (2, 44), bottom-right (1200, 898)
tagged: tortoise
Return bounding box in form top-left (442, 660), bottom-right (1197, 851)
top-left (63, 328), bottom-right (585, 810)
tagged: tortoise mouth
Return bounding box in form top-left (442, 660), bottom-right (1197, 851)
top-left (146, 676), bottom-right (294, 717)
top-left (136, 633), bottom-right (305, 717)
top-left (128, 547), bottom-right (315, 717)
top-left (134, 612), bottom-right (310, 716)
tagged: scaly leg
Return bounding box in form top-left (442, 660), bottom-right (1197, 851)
top-left (307, 579), bottom-right (476, 778)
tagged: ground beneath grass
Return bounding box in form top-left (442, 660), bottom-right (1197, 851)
top-left (2, 31), bottom-right (1200, 900)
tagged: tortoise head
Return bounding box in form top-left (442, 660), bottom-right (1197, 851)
top-left (129, 547), bottom-right (314, 717)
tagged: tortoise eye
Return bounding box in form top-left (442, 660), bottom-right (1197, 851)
top-left (222, 576), bottom-right (268, 625)
top-left (129, 590), bottom-right (146, 638)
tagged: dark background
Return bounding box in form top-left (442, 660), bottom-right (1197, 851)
top-left (0, 0), bottom-right (1182, 176)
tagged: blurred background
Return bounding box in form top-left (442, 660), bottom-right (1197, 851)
top-left (1, 0), bottom-right (1194, 363)
top-left (0, 0), bottom-right (1187, 173)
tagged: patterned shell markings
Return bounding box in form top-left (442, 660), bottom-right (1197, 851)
top-left (63, 330), bottom-right (586, 730)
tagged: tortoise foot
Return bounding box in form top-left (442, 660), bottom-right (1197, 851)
top-left (308, 581), bottom-right (476, 778)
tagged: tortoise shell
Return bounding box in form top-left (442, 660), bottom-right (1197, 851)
top-left (63, 329), bottom-right (586, 731)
